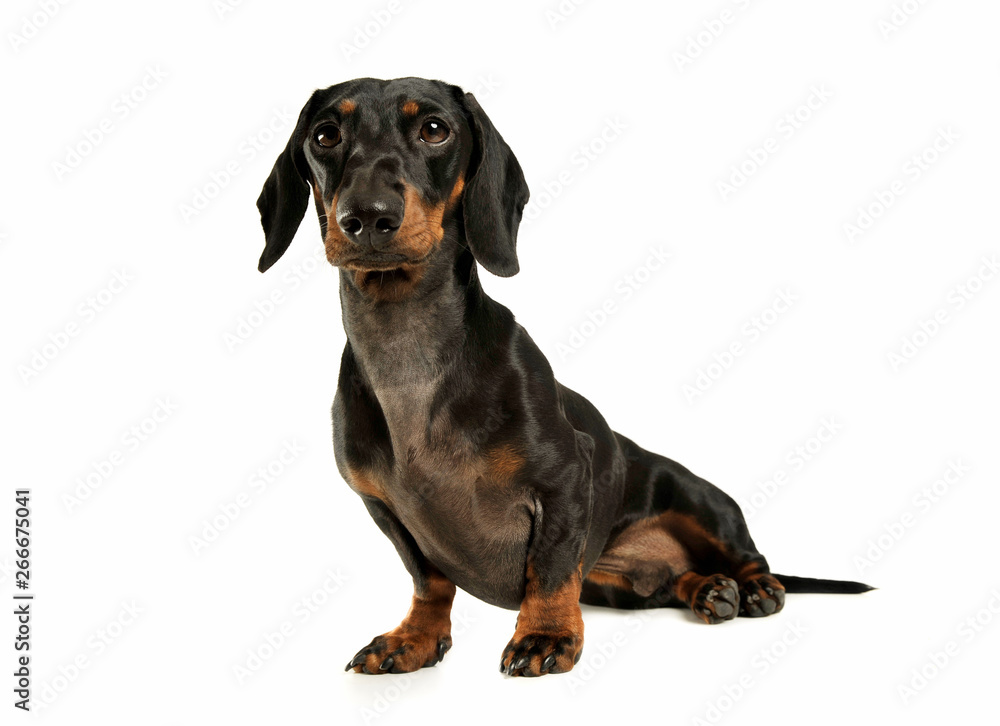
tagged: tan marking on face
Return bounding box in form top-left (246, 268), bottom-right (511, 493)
top-left (394, 182), bottom-right (446, 258)
top-left (323, 190), bottom-right (354, 265)
top-left (447, 173), bottom-right (465, 209)
top-left (322, 179), bottom-right (451, 302)
top-left (346, 466), bottom-right (388, 503)
top-left (484, 444), bottom-right (523, 485)
top-left (352, 263), bottom-right (428, 303)
top-left (402, 100), bottom-right (420, 116)
top-left (338, 99), bottom-right (356, 114)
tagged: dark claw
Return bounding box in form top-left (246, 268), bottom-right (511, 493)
top-left (346, 652), bottom-right (366, 671)
top-left (541, 654), bottom-right (556, 672)
top-left (379, 656), bottom-right (394, 671)
top-left (513, 656), bottom-right (528, 670)
top-left (499, 661), bottom-right (506, 673)
top-left (438, 640), bottom-right (450, 659)
top-left (574, 649), bottom-right (583, 665)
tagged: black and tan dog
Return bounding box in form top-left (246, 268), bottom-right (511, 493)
top-left (256, 77), bottom-right (872, 678)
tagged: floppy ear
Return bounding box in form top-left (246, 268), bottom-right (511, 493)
top-left (257, 93), bottom-right (320, 273)
top-left (460, 92), bottom-right (530, 278)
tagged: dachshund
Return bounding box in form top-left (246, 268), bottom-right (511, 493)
top-left (256, 76), bottom-right (872, 678)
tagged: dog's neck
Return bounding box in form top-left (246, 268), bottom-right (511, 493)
top-left (338, 242), bottom-right (482, 391)
top-left (337, 247), bottom-right (486, 457)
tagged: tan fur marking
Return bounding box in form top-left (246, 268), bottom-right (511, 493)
top-left (659, 511), bottom-right (731, 559)
top-left (485, 444), bottom-right (523, 485)
top-left (321, 179), bottom-right (453, 303)
top-left (447, 174), bottom-right (465, 208)
top-left (352, 263), bottom-right (428, 303)
top-left (584, 569), bottom-right (632, 590)
top-left (673, 571), bottom-right (711, 606)
top-left (590, 512), bottom-right (695, 596)
top-left (347, 568), bottom-right (455, 674)
top-left (500, 560), bottom-right (585, 675)
top-left (734, 560), bottom-right (765, 582)
top-left (346, 466), bottom-right (387, 502)
top-left (394, 182), bottom-right (446, 257)
top-left (402, 100), bottom-right (420, 116)
top-left (338, 99), bottom-right (356, 114)
top-left (323, 190), bottom-right (353, 265)
top-left (517, 561), bottom-right (584, 635)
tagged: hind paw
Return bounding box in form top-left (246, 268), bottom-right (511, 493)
top-left (739, 573), bottom-right (785, 617)
top-left (691, 575), bottom-right (740, 624)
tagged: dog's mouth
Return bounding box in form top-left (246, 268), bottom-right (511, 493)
top-left (359, 267), bottom-right (409, 286)
top-left (336, 255), bottom-right (432, 301)
top-left (338, 251), bottom-right (431, 272)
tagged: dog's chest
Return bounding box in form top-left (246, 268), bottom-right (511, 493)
top-left (364, 382), bottom-right (534, 591)
top-left (386, 447), bottom-right (534, 607)
top-left (342, 317), bottom-right (534, 606)
top-left (381, 395), bottom-right (532, 546)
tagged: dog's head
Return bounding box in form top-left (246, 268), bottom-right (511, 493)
top-left (256, 77), bottom-right (529, 299)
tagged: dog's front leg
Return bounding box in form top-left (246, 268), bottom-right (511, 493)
top-left (500, 431), bottom-right (595, 677)
top-left (345, 497), bottom-right (456, 674)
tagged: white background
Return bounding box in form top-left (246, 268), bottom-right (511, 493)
top-left (3, 0), bottom-right (999, 723)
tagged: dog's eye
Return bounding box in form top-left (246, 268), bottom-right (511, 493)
top-left (419, 120), bottom-right (449, 144)
top-left (315, 125), bottom-right (341, 148)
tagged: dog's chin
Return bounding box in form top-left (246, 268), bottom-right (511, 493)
top-left (357, 266), bottom-right (413, 286)
top-left (337, 252), bottom-right (430, 272)
top-left (335, 255), bottom-right (431, 301)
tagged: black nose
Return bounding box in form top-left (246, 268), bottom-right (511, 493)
top-left (337, 199), bottom-right (403, 251)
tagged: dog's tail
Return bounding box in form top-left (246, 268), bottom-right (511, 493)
top-left (773, 574), bottom-right (874, 594)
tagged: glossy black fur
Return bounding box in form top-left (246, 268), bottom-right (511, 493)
top-left (256, 77), bottom-right (871, 619)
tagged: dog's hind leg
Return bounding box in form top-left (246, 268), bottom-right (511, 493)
top-left (580, 435), bottom-right (785, 619)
